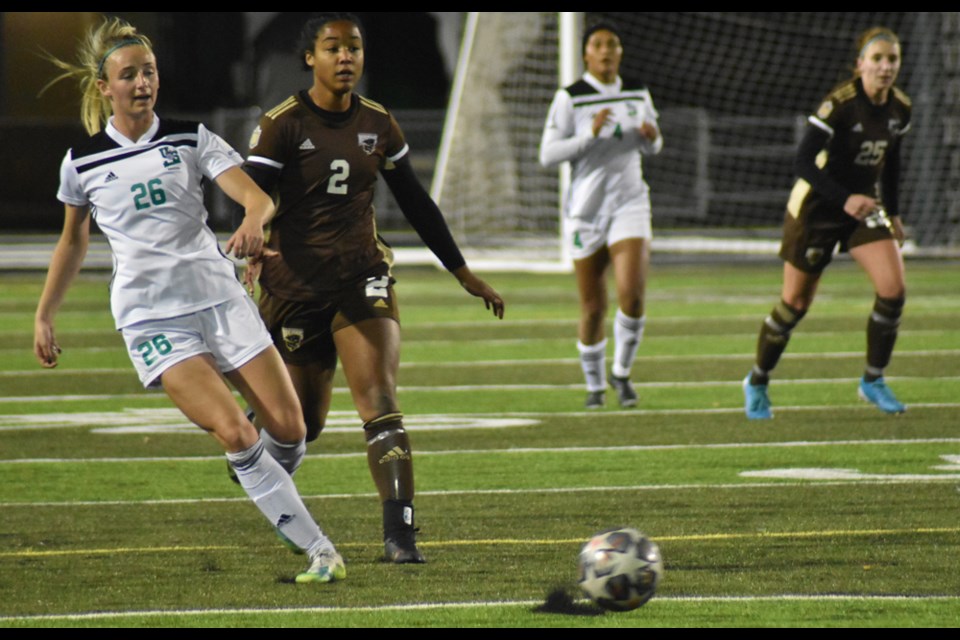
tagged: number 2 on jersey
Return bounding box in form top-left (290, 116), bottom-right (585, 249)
top-left (328, 159), bottom-right (350, 195)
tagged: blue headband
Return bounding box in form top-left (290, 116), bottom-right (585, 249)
top-left (859, 34), bottom-right (896, 59)
top-left (97, 39), bottom-right (145, 78)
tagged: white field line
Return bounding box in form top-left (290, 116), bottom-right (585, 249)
top-left (3, 305), bottom-right (959, 331)
top-left (2, 348), bottom-right (960, 376)
top-left (2, 377), bottom-right (960, 404)
top-left (1, 593), bottom-right (958, 624)
top-left (3, 436), bottom-right (960, 466)
top-left (1, 401), bottom-right (959, 428)
top-left (3, 477), bottom-right (960, 510)
top-left (0, 328), bottom-right (954, 356)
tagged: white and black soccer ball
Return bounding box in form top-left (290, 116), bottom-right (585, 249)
top-left (577, 527), bottom-right (663, 611)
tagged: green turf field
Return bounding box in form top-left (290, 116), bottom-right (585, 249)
top-left (1, 258), bottom-right (959, 627)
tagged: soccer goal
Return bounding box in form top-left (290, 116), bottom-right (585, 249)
top-left (431, 12), bottom-right (960, 270)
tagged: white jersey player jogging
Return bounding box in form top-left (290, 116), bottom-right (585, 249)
top-left (540, 72), bottom-right (662, 224)
top-left (57, 114), bottom-right (246, 329)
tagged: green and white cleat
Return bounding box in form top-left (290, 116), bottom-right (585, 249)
top-left (296, 550), bottom-right (346, 584)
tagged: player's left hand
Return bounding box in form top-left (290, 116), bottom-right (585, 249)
top-left (637, 121), bottom-right (659, 141)
top-left (453, 266), bottom-right (505, 319)
top-left (225, 217), bottom-right (265, 259)
top-left (242, 248), bottom-right (280, 296)
top-left (891, 215), bottom-right (906, 247)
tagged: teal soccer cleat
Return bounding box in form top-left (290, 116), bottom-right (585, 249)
top-left (858, 377), bottom-right (906, 414)
top-left (742, 374), bottom-right (773, 420)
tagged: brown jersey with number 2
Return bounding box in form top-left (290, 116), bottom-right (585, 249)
top-left (246, 91), bottom-right (408, 300)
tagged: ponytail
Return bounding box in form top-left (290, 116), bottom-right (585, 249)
top-left (39, 16), bottom-right (153, 135)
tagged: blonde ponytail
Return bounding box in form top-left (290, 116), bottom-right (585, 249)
top-left (39, 16), bottom-right (153, 135)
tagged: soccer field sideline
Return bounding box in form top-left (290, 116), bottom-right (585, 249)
top-left (3, 591), bottom-right (957, 626)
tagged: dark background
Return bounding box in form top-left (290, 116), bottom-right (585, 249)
top-left (0, 12), bottom-right (454, 232)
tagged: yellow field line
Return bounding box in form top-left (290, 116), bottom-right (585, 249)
top-left (428, 526), bottom-right (960, 546)
top-left (3, 526), bottom-right (957, 558)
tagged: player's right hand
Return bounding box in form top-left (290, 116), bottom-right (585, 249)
top-left (591, 108), bottom-right (613, 138)
top-left (844, 194), bottom-right (879, 221)
top-left (34, 320), bottom-right (61, 368)
top-left (243, 248), bottom-right (280, 296)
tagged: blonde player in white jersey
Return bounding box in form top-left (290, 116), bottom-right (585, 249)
top-left (32, 17), bottom-right (345, 584)
top-left (539, 21), bottom-right (663, 409)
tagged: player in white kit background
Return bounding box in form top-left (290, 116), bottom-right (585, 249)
top-left (32, 17), bottom-right (346, 584)
top-left (539, 21), bottom-right (663, 409)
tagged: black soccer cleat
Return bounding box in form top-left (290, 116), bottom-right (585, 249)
top-left (384, 530), bottom-right (426, 564)
top-left (609, 375), bottom-right (638, 408)
top-left (585, 390), bottom-right (605, 409)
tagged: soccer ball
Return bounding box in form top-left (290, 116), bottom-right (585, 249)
top-left (577, 527), bottom-right (663, 611)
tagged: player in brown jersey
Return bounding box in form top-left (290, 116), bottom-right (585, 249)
top-left (743, 26), bottom-right (911, 419)
top-left (238, 13), bottom-right (505, 563)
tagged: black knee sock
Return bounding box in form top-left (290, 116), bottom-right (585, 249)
top-left (364, 412), bottom-right (414, 503)
top-left (865, 295), bottom-right (904, 381)
top-left (751, 300), bottom-right (806, 385)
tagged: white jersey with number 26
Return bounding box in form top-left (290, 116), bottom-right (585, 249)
top-left (58, 115), bottom-right (245, 329)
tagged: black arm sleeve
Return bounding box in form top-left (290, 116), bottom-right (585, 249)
top-left (794, 124), bottom-right (851, 207)
top-left (229, 162), bottom-right (281, 230)
top-left (380, 156), bottom-right (466, 272)
top-left (880, 140), bottom-right (902, 218)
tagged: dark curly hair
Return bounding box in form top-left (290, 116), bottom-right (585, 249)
top-left (298, 12), bottom-right (366, 71)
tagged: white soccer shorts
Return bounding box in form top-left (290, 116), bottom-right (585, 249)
top-left (121, 295), bottom-right (273, 388)
top-left (565, 203), bottom-right (653, 261)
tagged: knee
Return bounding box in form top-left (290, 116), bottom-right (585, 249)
top-left (878, 289), bottom-right (906, 306)
top-left (258, 407), bottom-right (307, 444)
top-left (780, 295), bottom-right (812, 314)
top-left (356, 390), bottom-right (399, 425)
top-left (874, 293), bottom-right (905, 320)
top-left (215, 414), bottom-right (260, 452)
top-left (581, 300), bottom-right (607, 327)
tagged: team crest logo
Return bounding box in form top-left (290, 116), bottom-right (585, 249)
top-left (282, 327), bottom-right (305, 352)
top-left (160, 147), bottom-right (181, 168)
top-left (816, 100), bottom-right (833, 120)
top-left (358, 133), bottom-right (378, 155)
top-left (888, 118), bottom-right (901, 133)
top-left (248, 125), bottom-right (262, 150)
top-left (805, 247), bottom-right (825, 266)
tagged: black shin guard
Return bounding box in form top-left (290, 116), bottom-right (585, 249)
top-left (752, 300), bottom-right (807, 384)
top-left (866, 295), bottom-right (904, 379)
top-left (363, 413), bottom-right (414, 503)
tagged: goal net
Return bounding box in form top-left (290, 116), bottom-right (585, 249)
top-left (431, 12), bottom-right (960, 269)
